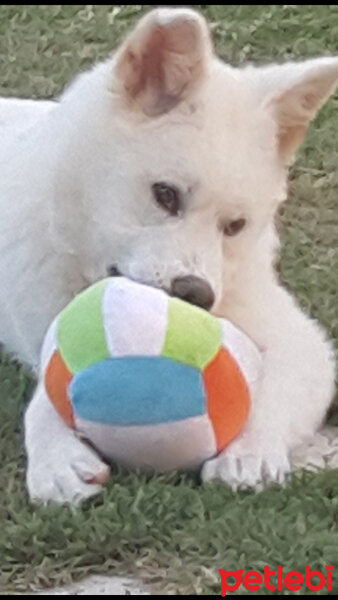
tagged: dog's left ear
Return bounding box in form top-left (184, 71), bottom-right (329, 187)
top-left (113, 8), bottom-right (212, 116)
top-left (253, 57), bottom-right (338, 162)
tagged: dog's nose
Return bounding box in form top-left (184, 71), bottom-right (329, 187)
top-left (171, 276), bottom-right (215, 311)
top-left (107, 264), bottom-right (122, 277)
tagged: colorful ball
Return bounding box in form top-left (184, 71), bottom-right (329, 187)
top-left (41, 277), bottom-right (261, 471)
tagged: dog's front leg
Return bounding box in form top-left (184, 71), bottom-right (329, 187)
top-left (202, 287), bottom-right (336, 490)
top-left (25, 384), bottom-right (110, 504)
top-left (201, 346), bottom-right (292, 490)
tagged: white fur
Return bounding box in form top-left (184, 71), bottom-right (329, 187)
top-left (0, 9), bottom-right (337, 503)
top-left (25, 384), bottom-right (110, 504)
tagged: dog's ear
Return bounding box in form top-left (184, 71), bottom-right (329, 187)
top-left (113, 8), bottom-right (212, 116)
top-left (253, 57), bottom-right (338, 162)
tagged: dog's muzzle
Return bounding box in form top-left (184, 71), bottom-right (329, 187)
top-left (106, 266), bottom-right (215, 311)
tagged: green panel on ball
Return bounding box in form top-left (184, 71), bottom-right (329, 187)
top-left (162, 297), bottom-right (221, 370)
top-left (57, 278), bottom-right (109, 374)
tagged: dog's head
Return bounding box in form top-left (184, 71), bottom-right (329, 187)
top-left (57, 8), bottom-right (338, 313)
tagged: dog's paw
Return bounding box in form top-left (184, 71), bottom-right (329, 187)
top-left (27, 435), bottom-right (110, 505)
top-left (201, 434), bottom-right (291, 491)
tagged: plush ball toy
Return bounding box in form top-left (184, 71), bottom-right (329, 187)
top-left (41, 277), bottom-right (262, 471)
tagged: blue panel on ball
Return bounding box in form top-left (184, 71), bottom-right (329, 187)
top-left (69, 357), bottom-right (205, 425)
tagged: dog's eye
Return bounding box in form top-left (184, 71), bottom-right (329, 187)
top-left (152, 183), bottom-right (180, 216)
top-left (223, 218), bottom-right (246, 237)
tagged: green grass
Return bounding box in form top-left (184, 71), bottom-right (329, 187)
top-left (1, 4), bottom-right (338, 595)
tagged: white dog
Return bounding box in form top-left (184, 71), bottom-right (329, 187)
top-left (0, 8), bottom-right (337, 503)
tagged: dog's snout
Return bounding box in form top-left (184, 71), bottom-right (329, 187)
top-left (171, 276), bottom-right (215, 311)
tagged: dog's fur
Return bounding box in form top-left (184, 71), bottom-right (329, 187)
top-left (0, 8), bottom-right (337, 503)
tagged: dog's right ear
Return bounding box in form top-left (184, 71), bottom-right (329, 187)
top-left (250, 57), bottom-right (338, 163)
top-left (112, 8), bottom-right (212, 117)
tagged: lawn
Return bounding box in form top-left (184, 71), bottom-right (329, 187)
top-left (1, 4), bottom-right (338, 595)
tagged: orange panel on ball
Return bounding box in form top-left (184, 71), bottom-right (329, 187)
top-left (45, 350), bottom-right (74, 428)
top-left (203, 348), bottom-right (250, 452)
